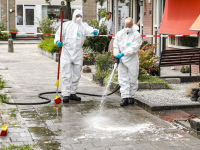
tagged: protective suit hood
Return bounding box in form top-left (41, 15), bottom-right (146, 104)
top-left (132, 24), bottom-right (139, 31)
top-left (124, 24), bottom-right (139, 34)
top-left (72, 9), bottom-right (83, 23)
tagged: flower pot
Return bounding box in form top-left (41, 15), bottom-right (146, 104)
top-left (83, 60), bottom-right (94, 66)
top-left (11, 33), bottom-right (16, 39)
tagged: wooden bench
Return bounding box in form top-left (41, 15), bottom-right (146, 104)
top-left (158, 48), bottom-right (200, 77)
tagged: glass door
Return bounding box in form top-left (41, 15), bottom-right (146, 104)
top-left (24, 6), bottom-right (36, 34)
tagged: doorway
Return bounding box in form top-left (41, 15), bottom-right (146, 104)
top-left (16, 5), bottom-right (36, 35)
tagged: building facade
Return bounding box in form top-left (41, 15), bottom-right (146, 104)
top-left (0, 0), bottom-right (98, 35)
top-left (107, 0), bottom-right (200, 74)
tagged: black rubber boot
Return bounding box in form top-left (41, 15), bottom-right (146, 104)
top-left (69, 94), bottom-right (81, 101)
top-left (120, 98), bottom-right (129, 106)
top-left (129, 98), bottom-right (135, 105)
top-left (63, 96), bottom-right (70, 103)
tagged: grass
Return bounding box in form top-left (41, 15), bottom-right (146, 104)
top-left (1, 144), bottom-right (35, 150)
top-left (138, 75), bottom-right (171, 89)
top-left (104, 72), bottom-right (171, 89)
top-left (10, 122), bottom-right (18, 126)
top-left (0, 94), bottom-right (9, 103)
top-left (0, 76), bottom-right (5, 89)
top-left (9, 109), bottom-right (17, 117)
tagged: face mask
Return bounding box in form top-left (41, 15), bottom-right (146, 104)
top-left (124, 27), bottom-right (132, 33)
top-left (75, 17), bottom-right (82, 24)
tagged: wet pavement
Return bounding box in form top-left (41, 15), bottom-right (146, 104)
top-left (1, 44), bottom-right (200, 149)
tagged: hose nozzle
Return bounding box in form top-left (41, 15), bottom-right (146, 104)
top-left (115, 58), bottom-right (119, 64)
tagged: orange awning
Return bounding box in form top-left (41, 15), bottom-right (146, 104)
top-left (190, 15), bottom-right (200, 31)
top-left (158, 0), bottom-right (200, 35)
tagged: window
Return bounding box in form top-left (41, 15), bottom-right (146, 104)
top-left (17, 5), bottom-right (23, 25)
top-left (42, 5), bottom-right (75, 22)
top-left (178, 37), bottom-right (198, 48)
top-left (171, 37), bottom-right (175, 45)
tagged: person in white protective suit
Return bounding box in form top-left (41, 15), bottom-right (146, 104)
top-left (54, 9), bottom-right (99, 103)
top-left (113, 17), bottom-right (142, 106)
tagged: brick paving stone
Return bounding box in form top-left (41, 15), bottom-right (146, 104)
top-left (71, 143), bottom-right (95, 149)
top-left (10, 137), bottom-right (33, 142)
top-left (92, 141), bottom-right (116, 148)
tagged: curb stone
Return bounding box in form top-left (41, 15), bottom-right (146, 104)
top-left (38, 47), bottom-right (59, 62)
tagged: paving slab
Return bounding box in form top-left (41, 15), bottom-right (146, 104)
top-left (0, 44), bottom-right (200, 149)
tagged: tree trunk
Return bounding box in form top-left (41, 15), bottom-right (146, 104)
top-left (66, 2), bottom-right (72, 20)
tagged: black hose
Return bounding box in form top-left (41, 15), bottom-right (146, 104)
top-left (1, 85), bottom-right (120, 105)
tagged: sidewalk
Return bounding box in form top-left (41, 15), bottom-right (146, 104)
top-left (1, 44), bottom-right (200, 149)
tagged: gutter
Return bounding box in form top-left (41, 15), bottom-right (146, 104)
top-left (7, 0), bottom-right (9, 31)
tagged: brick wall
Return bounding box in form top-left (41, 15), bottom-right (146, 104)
top-left (143, 1), bottom-right (153, 44)
top-left (9, 0), bottom-right (15, 29)
top-left (83, 0), bottom-right (97, 22)
top-left (129, 0), bottom-right (133, 18)
top-left (1, 0), bottom-right (15, 30)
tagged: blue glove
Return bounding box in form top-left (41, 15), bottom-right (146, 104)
top-left (56, 41), bottom-right (63, 47)
top-left (115, 53), bottom-right (124, 59)
top-left (92, 30), bottom-right (99, 36)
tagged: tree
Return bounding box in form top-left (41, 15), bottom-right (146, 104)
top-left (45, 0), bottom-right (75, 20)
top-left (45, 0), bottom-right (126, 20)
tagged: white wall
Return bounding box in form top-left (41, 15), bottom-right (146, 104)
top-left (16, 0), bottom-right (82, 5)
top-left (35, 5), bottom-right (42, 28)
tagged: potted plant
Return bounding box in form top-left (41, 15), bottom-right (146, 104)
top-left (10, 28), bottom-right (19, 39)
top-left (83, 54), bottom-right (94, 65)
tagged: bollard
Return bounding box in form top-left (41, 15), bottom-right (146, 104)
top-left (8, 38), bottom-right (14, 53)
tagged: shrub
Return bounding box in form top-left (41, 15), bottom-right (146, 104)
top-left (138, 44), bottom-right (158, 75)
top-left (185, 66), bottom-right (190, 73)
top-left (83, 54), bottom-right (93, 61)
top-left (84, 19), bottom-right (110, 53)
top-left (104, 71), bottom-right (118, 85)
top-left (38, 38), bottom-right (59, 53)
top-left (95, 70), bottom-right (109, 85)
top-left (94, 52), bottom-right (115, 72)
top-left (94, 52), bottom-right (115, 85)
top-left (36, 17), bottom-right (55, 39)
top-left (0, 15), bottom-right (8, 39)
top-left (180, 65), bottom-right (190, 73)
top-left (180, 65), bottom-right (185, 73)
top-left (10, 28), bottom-right (19, 32)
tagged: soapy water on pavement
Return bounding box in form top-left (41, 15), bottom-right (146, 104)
top-left (80, 63), bottom-right (185, 141)
top-left (80, 111), bottom-right (185, 141)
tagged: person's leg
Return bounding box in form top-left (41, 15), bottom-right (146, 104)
top-left (128, 64), bottom-right (139, 105)
top-left (61, 63), bottom-right (73, 102)
top-left (118, 62), bottom-right (130, 106)
top-left (70, 63), bottom-right (82, 101)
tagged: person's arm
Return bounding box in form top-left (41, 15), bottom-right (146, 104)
top-left (123, 32), bottom-right (142, 56)
top-left (113, 32), bottom-right (121, 56)
top-left (54, 22), bottom-right (66, 44)
top-left (84, 22), bottom-right (98, 36)
top-left (137, 19), bottom-right (140, 26)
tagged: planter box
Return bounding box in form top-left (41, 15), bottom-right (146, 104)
top-left (38, 48), bottom-right (59, 62)
top-left (93, 73), bottom-right (167, 90)
top-left (83, 60), bottom-right (94, 66)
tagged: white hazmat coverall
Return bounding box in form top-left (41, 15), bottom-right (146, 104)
top-left (54, 10), bottom-right (95, 97)
top-left (113, 24), bottom-right (142, 98)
